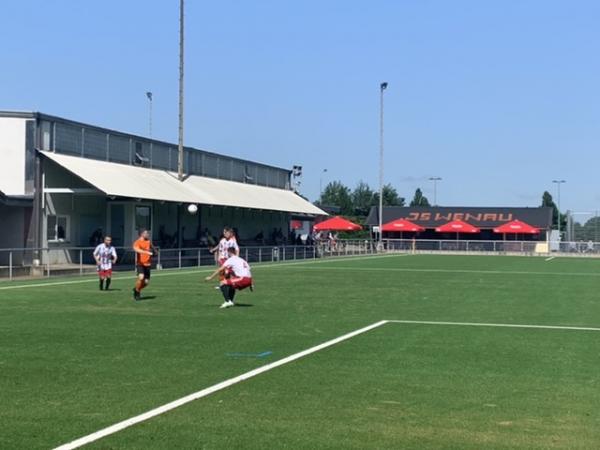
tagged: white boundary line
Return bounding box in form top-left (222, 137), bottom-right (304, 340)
top-left (51, 317), bottom-right (600, 449)
top-left (52, 320), bottom-right (389, 450)
top-left (545, 256), bottom-right (556, 261)
top-left (388, 319), bottom-right (600, 332)
top-left (0, 253), bottom-right (404, 291)
top-left (276, 265), bottom-right (600, 277)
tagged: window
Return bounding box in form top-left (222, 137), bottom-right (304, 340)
top-left (134, 142), bottom-right (149, 166)
top-left (135, 206), bottom-right (152, 234)
top-left (47, 215), bottom-right (70, 242)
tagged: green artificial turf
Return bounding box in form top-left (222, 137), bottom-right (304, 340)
top-left (2, 254), bottom-right (600, 449)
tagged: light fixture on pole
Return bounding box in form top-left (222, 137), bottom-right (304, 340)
top-left (552, 179), bottom-right (566, 238)
top-left (428, 176), bottom-right (442, 206)
top-left (319, 168), bottom-right (328, 199)
top-left (146, 91), bottom-right (153, 138)
top-left (177, 0), bottom-right (185, 181)
top-left (378, 81), bottom-right (388, 248)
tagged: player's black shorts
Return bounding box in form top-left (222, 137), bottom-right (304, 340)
top-left (136, 265), bottom-right (151, 280)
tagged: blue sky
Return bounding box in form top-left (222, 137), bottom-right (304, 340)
top-left (2, 1), bottom-right (600, 212)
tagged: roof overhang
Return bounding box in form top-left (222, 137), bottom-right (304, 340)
top-left (40, 151), bottom-right (326, 216)
top-left (0, 191), bottom-right (33, 207)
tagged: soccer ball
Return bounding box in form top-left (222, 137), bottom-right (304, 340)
top-left (187, 204), bottom-right (198, 214)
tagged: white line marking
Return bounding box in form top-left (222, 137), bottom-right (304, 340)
top-left (388, 320), bottom-right (600, 332)
top-left (52, 320), bottom-right (389, 450)
top-left (545, 256), bottom-right (556, 261)
top-left (0, 253), bottom-right (403, 291)
top-left (51, 316), bottom-right (600, 449)
top-left (279, 265), bottom-right (600, 277)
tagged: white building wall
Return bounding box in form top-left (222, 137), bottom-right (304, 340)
top-left (0, 118), bottom-right (27, 195)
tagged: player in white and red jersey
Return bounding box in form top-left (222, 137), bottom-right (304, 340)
top-left (205, 247), bottom-right (253, 308)
top-left (210, 227), bottom-right (239, 265)
top-left (93, 236), bottom-right (118, 291)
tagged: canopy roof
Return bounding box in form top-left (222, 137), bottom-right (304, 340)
top-left (435, 219), bottom-right (480, 233)
top-left (493, 219), bottom-right (539, 234)
top-left (41, 151), bottom-right (325, 215)
top-left (381, 218), bottom-right (424, 232)
top-left (313, 216), bottom-right (361, 231)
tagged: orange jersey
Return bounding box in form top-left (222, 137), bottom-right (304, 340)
top-left (134, 238), bottom-right (152, 267)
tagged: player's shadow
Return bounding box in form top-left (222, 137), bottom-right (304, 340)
top-left (234, 303), bottom-right (253, 307)
top-left (137, 296), bottom-right (156, 301)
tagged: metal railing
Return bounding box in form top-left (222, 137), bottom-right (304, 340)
top-left (0, 240), bottom-right (379, 281)
top-left (382, 238), bottom-right (600, 256)
top-left (5, 238), bottom-right (597, 281)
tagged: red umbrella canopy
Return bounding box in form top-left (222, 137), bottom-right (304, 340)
top-left (313, 216), bottom-right (362, 231)
top-left (382, 218), bottom-right (424, 232)
top-left (435, 219), bottom-right (480, 233)
top-left (493, 219), bottom-right (539, 234)
top-left (291, 220), bottom-right (303, 230)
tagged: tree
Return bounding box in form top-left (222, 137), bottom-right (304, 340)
top-left (373, 183), bottom-right (405, 207)
top-left (351, 181), bottom-right (375, 216)
top-left (541, 191), bottom-right (566, 231)
top-left (409, 188), bottom-right (431, 207)
top-left (319, 181), bottom-right (353, 215)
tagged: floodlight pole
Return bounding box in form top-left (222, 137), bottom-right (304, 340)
top-left (429, 176), bottom-right (442, 206)
top-left (177, 0), bottom-right (185, 181)
top-left (378, 82), bottom-right (388, 248)
top-left (552, 179), bottom-right (566, 238)
top-left (319, 168), bottom-right (327, 200)
top-left (146, 91), bottom-right (153, 138)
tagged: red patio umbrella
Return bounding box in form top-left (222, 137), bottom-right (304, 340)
top-left (381, 218), bottom-right (425, 232)
top-left (436, 219), bottom-right (480, 233)
top-left (493, 220), bottom-right (539, 234)
top-left (313, 216), bottom-right (361, 231)
top-left (436, 219), bottom-right (480, 240)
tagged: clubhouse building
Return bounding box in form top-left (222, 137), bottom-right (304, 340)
top-left (0, 111), bottom-right (324, 266)
top-left (367, 206), bottom-right (553, 240)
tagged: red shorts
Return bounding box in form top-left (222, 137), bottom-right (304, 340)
top-left (98, 269), bottom-right (112, 278)
top-left (224, 276), bottom-right (253, 290)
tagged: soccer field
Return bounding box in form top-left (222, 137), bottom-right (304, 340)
top-left (2, 254), bottom-right (600, 449)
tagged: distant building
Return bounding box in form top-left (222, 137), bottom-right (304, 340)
top-left (366, 206), bottom-right (553, 240)
top-left (0, 111), bottom-right (324, 266)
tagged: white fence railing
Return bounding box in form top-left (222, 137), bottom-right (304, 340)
top-left (0, 240), bottom-right (379, 281)
top-left (1, 238), bottom-right (599, 281)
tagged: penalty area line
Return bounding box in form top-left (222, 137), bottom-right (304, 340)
top-left (388, 319), bottom-right (600, 332)
top-left (52, 320), bottom-right (389, 450)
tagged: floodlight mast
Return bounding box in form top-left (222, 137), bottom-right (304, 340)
top-left (552, 179), bottom-right (566, 238)
top-left (378, 82), bottom-right (388, 249)
top-left (177, 0), bottom-right (185, 181)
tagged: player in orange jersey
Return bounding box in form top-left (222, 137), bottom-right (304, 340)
top-left (132, 229), bottom-right (157, 300)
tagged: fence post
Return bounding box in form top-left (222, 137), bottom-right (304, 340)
top-left (157, 250), bottom-right (162, 270)
top-left (197, 249), bottom-right (201, 267)
top-left (46, 249), bottom-right (50, 278)
top-left (521, 241), bottom-right (524, 253)
top-left (466, 241), bottom-right (469, 252)
top-left (283, 247), bottom-right (286, 262)
top-left (79, 249), bottom-right (83, 275)
top-left (493, 241), bottom-right (496, 252)
top-left (304, 246), bottom-right (306, 260)
top-left (439, 240), bottom-right (442, 251)
top-left (293, 246), bottom-right (297, 260)
top-left (9, 251), bottom-right (13, 281)
top-left (245, 248), bottom-right (248, 261)
top-left (259, 248), bottom-right (262, 263)
top-left (179, 250), bottom-right (182, 269)
top-left (314, 245), bottom-right (317, 259)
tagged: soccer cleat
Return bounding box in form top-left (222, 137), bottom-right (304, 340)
top-left (133, 288), bottom-right (140, 301)
top-left (219, 301), bottom-right (230, 309)
top-left (227, 300), bottom-right (235, 307)
top-left (214, 286), bottom-right (221, 290)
